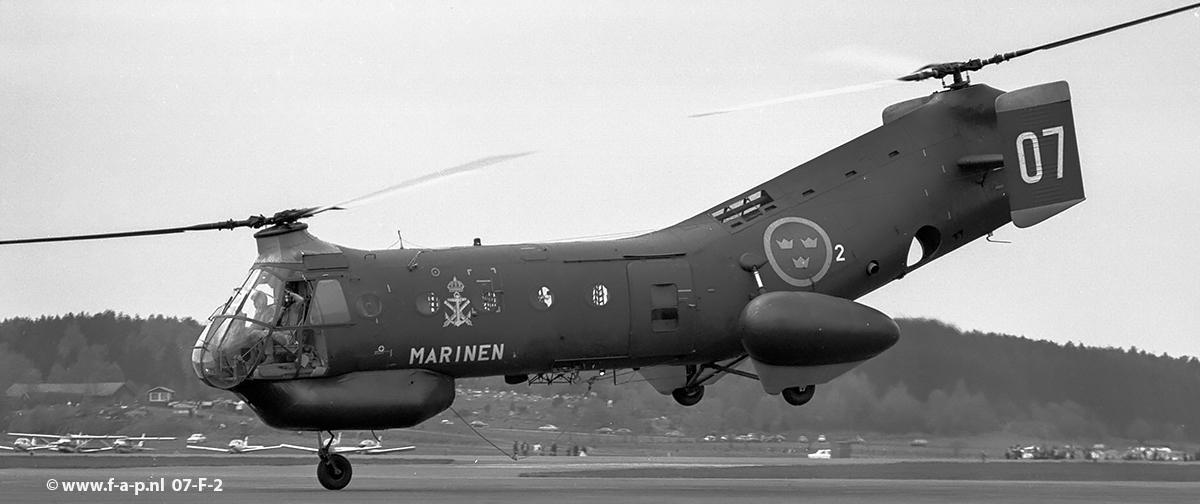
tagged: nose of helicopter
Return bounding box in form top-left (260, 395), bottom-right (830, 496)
top-left (192, 315), bottom-right (266, 389)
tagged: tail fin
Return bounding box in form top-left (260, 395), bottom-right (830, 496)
top-left (996, 81), bottom-right (1085, 228)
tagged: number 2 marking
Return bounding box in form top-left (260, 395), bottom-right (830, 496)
top-left (1016, 126), bottom-right (1064, 184)
top-left (834, 244), bottom-right (846, 262)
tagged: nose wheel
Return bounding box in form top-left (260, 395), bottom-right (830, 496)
top-left (317, 452), bottom-right (352, 490)
top-left (671, 385), bottom-right (705, 406)
top-left (782, 385), bottom-right (816, 406)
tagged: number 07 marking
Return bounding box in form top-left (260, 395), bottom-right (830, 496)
top-left (1016, 126), bottom-right (1064, 184)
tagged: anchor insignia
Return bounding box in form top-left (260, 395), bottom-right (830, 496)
top-left (443, 276), bottom-right (474, 327)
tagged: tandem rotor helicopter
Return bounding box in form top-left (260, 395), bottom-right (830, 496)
top-left (4, 3), bottom-right (1198, 490)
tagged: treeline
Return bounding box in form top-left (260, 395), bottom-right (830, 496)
top-left (3, 314), bottom-right (1199, 443)
top-left (0, 312), bottom-right (213, 417)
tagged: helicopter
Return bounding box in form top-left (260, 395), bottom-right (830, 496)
top-left (3, 3), bottom-right (1198, 491)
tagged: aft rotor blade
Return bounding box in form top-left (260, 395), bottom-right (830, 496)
top-left (690, 79), bottom-right (903, 118)
top-left (899, 2), bottom-right (1200, 82)
top-left (308, 152), bottom-right (535, 216)
top-left (997, 1), bottom-right (1200, 63)
top-left (0, 217), bottom-right (266, 245)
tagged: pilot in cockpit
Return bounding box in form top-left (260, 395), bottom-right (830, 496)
top-left (249, 290), bottom-right (276, 325)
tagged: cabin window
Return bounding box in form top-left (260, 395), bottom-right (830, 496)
top-left (308, 280), bottom-right (351, 324)
top-left (530, 286), bottom-right (554, 310)
top-left (710, 189), bottom-right (776, 231)
top-left (649, 283), bottom-right (679, 332)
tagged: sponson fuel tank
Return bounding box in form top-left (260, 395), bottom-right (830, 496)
top-left (739, 291), bottom-right (899, 368)
top-left (233, 369), bottom-right (455, 431)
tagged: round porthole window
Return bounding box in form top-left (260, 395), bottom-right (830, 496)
top-left (530, 286), bottom-right (553, 310)
top-left (589, 284), bottom-right (609, 307)
top-left (416, 292), bottom-right (439, 316)
top-left (356, 293), bottom-right (383, 318)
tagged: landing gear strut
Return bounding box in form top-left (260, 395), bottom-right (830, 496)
top-left (315, 431), bottom-right (352, 490)
top-left (671, 385), bottom-right (704, 406)
top-left (782, 385), bottom-right (815, 406)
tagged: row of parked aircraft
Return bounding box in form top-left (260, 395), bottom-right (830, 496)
top-left (3, 432), bottom-right (414, 455)
top-left (2, 433), bottom-right (175, 454)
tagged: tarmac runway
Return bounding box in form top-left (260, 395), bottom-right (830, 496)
top-left (3, 455), bottom-right (1196, 503)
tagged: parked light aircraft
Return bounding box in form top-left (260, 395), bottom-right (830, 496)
top-left (1, 436), bottom-right (52, 454)
top-left (186, 436), bottom-right (286, 454)
top-left (108, 435), bottom-right (176, 453)
top-left (283, 433), bottom-right (414, 455)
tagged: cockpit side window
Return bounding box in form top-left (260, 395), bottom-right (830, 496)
top-left (308, 279), bottom-right (351, 325)
top-left (230, 269), bottom-right (285, 325)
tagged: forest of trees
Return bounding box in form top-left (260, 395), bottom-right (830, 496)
top-left (0, 313), bottom-right (213, 413)
top-left (2, 314), bottom-right (1198, 443)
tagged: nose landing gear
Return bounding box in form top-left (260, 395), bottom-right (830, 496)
top-left (317, 452), bottom-right (352, 490)
top-left (315, 431), bottom-right (352, 490)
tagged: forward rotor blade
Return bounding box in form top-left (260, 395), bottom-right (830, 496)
top-left (0, 217), bottom-right (267, 245)
top-left (308, 152), bottom-right (535, 216)
top-left (1, 152), bottom-right (533, 245)
top-left (690, 79), bottom-right (903, 118)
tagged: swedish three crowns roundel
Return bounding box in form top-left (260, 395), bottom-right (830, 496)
top-left (763, 216), bottom-right (833, 287)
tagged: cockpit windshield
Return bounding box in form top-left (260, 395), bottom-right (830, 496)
top-left (192, 267), bottom-right (337, 389)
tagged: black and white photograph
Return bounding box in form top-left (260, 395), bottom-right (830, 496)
top-left (2, 2), bottom-right (1199, 502)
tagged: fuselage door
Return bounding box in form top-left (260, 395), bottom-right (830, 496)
top-left (627, 258), bottom-right (694, 358)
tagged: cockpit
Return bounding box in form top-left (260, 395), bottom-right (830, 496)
top-left (192, 265), bottom-right (350, 389)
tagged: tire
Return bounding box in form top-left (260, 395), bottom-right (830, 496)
top-left (782, 385), bottom-right (816, 406)
top-left (317, 453), bottom-right (353, 490)
top-left (671, 386), bottom-right (704, 406)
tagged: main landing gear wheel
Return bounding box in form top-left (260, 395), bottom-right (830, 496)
top-left (672, 385), bottom-right (704, 406)
top-left (316, 453), bottom-right (352, 490)
top-left (782, 385), bottom-right (816, 406)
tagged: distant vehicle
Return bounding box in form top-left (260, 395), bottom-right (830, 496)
top-left (797, 435), bottom-right (809, 443)
top-left (615, 428), bottom-right (632, 435)
top-left (764, 434), bottom-right (786, 443)
top-left (816, 435), bottom-right (827, 443)
top-left (808, 449), bottom-right (832, 459)
top-left (186, 433), bottom-right (207, 444)
top-left (702, 435), bottom-right (718, 442)
top-left (665, 430), bottom-right (686, 438)
top-left (537, 424), bottom-right (559, 432)
top-left (596, 427), bottom-right (614, 434)
top-left (439, 419), bottom-right (454, 425)
top-left (910, 439), bottom-right (929, 447)
top-left (469, 420), bottom-right (488, 428)
top-left (848, 435), bottom-right (865, 444)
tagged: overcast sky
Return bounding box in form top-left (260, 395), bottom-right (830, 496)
top-left (2, 1), bottom-right (1198, 358)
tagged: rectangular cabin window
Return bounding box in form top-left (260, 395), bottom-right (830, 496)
top-left (710, 189), bottom-right (775, 231)
top-left (308, 279), bottom-right (351, 324)
top-left (649, 283), bottom-right (679, 332)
